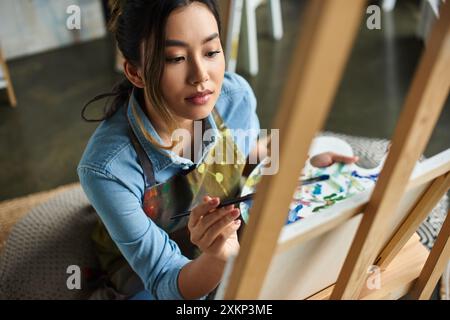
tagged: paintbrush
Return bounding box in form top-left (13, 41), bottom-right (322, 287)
top-left (170, 174), bottom-right (330, 220)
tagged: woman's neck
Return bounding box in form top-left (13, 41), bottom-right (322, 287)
top-left (141, 90), bottom-right (194, 157)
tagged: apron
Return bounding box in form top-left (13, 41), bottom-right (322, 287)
top-left (89, 108), bottom-right (246, 299)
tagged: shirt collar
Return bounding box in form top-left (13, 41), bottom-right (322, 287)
top-left (127, 89), bottom-right (220, 173)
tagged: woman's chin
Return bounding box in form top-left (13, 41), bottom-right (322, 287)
top-left (184, 104), bottom-right (215, 120)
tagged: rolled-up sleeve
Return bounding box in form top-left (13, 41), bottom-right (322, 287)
top-left (77, 166), bottom-right (190, 299)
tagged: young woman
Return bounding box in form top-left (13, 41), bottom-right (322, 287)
top-left (78, 0), bottom-right (357, 300)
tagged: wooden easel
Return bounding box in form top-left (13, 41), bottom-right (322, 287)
top-left (220, 0), bottom-right (450, 300)
top-left (0, 46), bottom-right (17, 107)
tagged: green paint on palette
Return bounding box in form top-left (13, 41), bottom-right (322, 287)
top-left (313, 205), bottom-right (328, 212)
top-left (333, 163), bottom-right (345, 178)
top-left (324, 193), bottom-right (337, 200)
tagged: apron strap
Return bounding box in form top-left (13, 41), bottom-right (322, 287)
top-left (128, 129), bottom-right (157, 187)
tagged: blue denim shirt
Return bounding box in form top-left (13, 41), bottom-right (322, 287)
top-left (77, 72), bottom-right (260, 299)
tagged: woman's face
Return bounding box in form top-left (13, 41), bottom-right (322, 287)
top-left (161, 2), bottom-right (225, 121)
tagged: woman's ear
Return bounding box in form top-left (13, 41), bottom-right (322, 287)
top-left (123, 60), bottom-right (145, 88)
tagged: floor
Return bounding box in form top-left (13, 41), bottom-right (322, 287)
top-left (0, 0), bottom-right (449, 201)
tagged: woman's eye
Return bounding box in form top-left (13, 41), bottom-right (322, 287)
top-left (166, 56), bottom-right (185, 64)
top-left (206, 50), bottom-right (221, 58)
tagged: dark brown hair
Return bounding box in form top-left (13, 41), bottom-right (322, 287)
top-left (82, 0), bottom-right (222, 149)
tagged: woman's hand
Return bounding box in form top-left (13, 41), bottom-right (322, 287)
top-left (310, 152), bottom-right (359, 168)
top-left (178, 197), bottom-right (241, 299)
top-left (188, 196), bottom-right (241, 262)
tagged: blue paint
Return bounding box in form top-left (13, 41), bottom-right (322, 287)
top-left (351, 171), bottom-right (379, 182)
top-left (287, 204), bottom-right (303, 223)
top-left (312, 184), bottom-right (322, 195)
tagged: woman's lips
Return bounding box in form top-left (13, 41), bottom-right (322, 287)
top-left (185, 91), bottom-right (213, 106)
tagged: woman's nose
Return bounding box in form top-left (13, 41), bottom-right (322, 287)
top-left (189, 60), bottom-right (209, 85)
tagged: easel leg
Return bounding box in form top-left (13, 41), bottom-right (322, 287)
top-left (410, 210), bottom-right (450, 299)
top-left (331, 1), bottom-right (450, 299)
top-left (376, 173), bottom-right (450, 269)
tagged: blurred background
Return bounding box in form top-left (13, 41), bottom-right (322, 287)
top-left (0, 0), bottom-right (449, 202)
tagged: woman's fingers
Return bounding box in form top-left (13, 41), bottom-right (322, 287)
top-left (189, 197), bottom-right (237, 245)
top-left (330, 153), bottom-right (359, 164)
top-left (310, 153), bottom-right (333, 167)
top-left (195, 204), bottom-right (235, 234)
top-left (188, 196), bottom-right (219, 229)
top-left (199, 208), bottom-right (241, 248)
top-left (310, 152), bottom-right (359, 168)
top-left (207, 219), bottom-right (241, 253)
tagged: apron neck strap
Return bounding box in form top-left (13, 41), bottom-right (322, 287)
top-left (128, 128), bottom-right (157, 187)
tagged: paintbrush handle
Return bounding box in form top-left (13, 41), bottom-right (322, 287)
top-left (217, 193), bottom-right (255, 208)
top-left (170, 193), bottom-right (255, 220)
top-left (170, 175), bottom-right (330, 220)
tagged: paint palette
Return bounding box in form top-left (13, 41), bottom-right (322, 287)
top-left (239, 137), bottom-right (386, 225)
